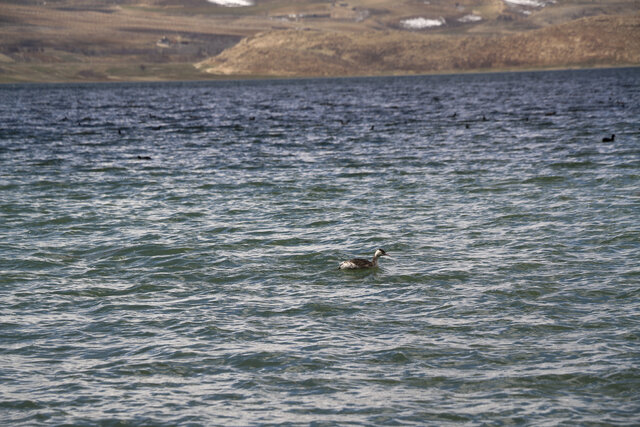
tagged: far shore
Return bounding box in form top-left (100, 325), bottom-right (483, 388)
top-left (3, 1), bottom-right (637, 86)
top-left (1, 63), bottom-right (638, 85)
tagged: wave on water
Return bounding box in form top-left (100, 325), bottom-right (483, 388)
top-left (0, 68), bottom-right (639, 426)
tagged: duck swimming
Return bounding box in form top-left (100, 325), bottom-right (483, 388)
top-left (339, 248), bottom-right (388, 270)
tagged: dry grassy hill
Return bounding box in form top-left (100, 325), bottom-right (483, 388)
top-left (197, 14), bottom-right (640, 77)
top-left (0, 0), bottom-right (638, 82)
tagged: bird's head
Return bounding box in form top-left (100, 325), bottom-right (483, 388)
top-left (374, 249), bottom-right (388, 258)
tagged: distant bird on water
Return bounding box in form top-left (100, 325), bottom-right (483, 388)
top-left (339, 248), bottom-right (389, 270)
top-left (602, 134), bottom-right (615, 142)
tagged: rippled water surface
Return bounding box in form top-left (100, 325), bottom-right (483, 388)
top-left (1, 69), bottom-right (639, 425)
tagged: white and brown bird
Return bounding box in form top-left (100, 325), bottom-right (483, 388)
top-left (339, 248), bottom-right (389, 270)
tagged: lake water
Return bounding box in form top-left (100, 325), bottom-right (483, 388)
top-left (1, 68), bottom-right (639, 425)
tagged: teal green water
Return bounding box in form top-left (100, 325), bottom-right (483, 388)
top-left (1, 69), bottom-right (639, 425)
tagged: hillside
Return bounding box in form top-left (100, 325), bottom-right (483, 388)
top-left (0, 0), bottom-right (638, 82)
top-left (197, 15), bottom-right (640, 77)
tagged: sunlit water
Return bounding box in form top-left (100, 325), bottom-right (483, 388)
top-left (1, 68), bottom-right (639, 425)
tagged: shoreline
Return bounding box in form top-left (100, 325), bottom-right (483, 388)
top-left (2, 2), bottom-right (638, 86)
top-left (1, 63), bottom-right (638, 86)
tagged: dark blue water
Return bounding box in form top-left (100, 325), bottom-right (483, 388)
top-left (1, 68), bottom-right (639, 425)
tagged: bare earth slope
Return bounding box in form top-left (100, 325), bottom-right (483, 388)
top-left (0, 0), bottom-right (638, 82)
top-left (197, 15), bottom-right (640, 77)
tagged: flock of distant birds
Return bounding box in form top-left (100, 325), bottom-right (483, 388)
top-left (60, 108), bottom-right (620, 162)
top-left (57, 103), bottom-right (624, 271)
top-left (127, 111), bottom-right (617, 271)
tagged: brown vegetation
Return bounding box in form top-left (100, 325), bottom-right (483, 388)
top-left (197, 14), bottom-right (640, 77)
top-left (0, 0), bottom-right (638, 82)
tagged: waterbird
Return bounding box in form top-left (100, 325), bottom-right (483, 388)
top-left (137, 155), bottom-right (152, 160)
top-left (602, 134), bottom-right (615, 142)
top-left (339, 248), bottom-right (389, 270)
